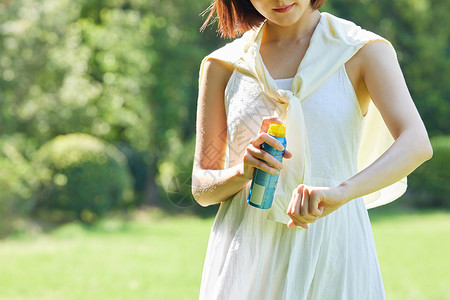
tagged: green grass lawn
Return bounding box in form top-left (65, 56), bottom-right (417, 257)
top-left (370, 208), bottom-right (450, 300)
top-left (0, 208), bottom-right (449, 300)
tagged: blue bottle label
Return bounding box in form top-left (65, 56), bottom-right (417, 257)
top-left (247, 136), bottom-right (286, 209)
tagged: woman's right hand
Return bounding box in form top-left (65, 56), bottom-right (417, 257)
top-left (241, 116), bottom-right (293, 181)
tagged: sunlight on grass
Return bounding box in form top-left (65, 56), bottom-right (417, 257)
top-left (370, 209), bottom-right (450, 300)
top-left (0, 209), bottom-right (213, 300)
top-left (0, 208), bottom-right (448, 299)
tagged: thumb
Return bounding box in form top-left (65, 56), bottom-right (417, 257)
top-left (318, 204), bottom-right (324, 214)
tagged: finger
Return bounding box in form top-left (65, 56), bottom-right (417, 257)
top-left (283, 149), bottom-right (293, 159)
top-left (288, 219), bottom-right (308, 229)
top-left (247, 144), bottom-right (283, 171)
top-left (309, 190), bottom-right (323, 216)
top-left (288, 186), bottom-right (317, 220)
top-left (291, 184), bottom-right (304, 219)
top-left (287, 185), bottom-right (302, 215)
top-left (293, 186), bottom-right (302, 217)
top-left (288, 218), bottom-right (309, 229)
top-left (287, 186), bottom-right (317, 228)
top-left (318, 204), bottom-right (324, 215)
top-left (288, 188), bottom-right (308, 228)
top-left (287, 203), bottom-right (295, 226)
top-left (250, 132), bottom-right (285, 152)
top-left (243, 148), bottom-right (279, 175)
top-left (259, 116), bottom-right (283, 134)
top-left (300, 186), bottom-right (309, 216)
top-left (290, 213), bottom-right (316, 226)
top-left (287, 219), bottom-right (295, 228)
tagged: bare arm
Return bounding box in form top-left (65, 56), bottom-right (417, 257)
top-left (192, 59), bottom-right (292, 207)
top-left (191, 59), bottom-right (247, 207)
top-left (287, 41), bottom-right (432, 228)
top-left (338, 41), bottom-right (432, 201)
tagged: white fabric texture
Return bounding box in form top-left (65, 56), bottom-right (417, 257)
top-left (274, 78), bottom-right (294, 90)
top-left (199, 66), bottom-right (386, 300)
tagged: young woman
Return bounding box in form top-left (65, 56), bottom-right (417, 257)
top-left (192, 0), bottom-right (433, 298)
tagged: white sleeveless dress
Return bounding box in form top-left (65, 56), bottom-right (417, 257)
top-left (198, 66), bottom-right (386, 299)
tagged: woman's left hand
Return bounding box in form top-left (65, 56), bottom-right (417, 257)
top-left (286, 185), bottom-right (348, 229)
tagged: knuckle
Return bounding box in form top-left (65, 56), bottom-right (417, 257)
top-left (261, 151), bottom-right (270, 162)
top-left (245, 144), bottom-right (253, 153)
top-left (251, 136), bottom-right (260, 145)
top-left (243, 154), bottom-right (248, 162)
top-left (257, 160), bottom-right (266, 170)
top-left (248, 146), bottom-right (258, 157)
top-left (260, 132), bottom-right (268, 140)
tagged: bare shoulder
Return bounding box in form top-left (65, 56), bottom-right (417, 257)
top-left (195, 58), bottom-right (234, 171)
top-left (347, 40), bottom-right (397, 73)
top-left (345, 40), bottom-right (401, 116)
top-left (200, 58), bottom-right (235, 91)
top-left (359, 39), bottom-right (395, 54)
top-left (358, 40), bottom-right (399, 74)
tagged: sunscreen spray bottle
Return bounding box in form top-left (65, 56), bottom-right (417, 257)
top-left (247, 122), bottom-right (286, 209)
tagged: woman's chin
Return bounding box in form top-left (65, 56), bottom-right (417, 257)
top-left (267, 17), bottom-right (302, 27)
top-left (266, 8), bottom-right (312, 28)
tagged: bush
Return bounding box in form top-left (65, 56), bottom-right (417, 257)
top-left (116, 142), bottom-right (150, 207)
top-left (406, 135), bottom-right (450, 208)
top-left (0, 136), bottom-right (39, 237)
top-left (157, 135), bottom-right (219, 217)
top-left (157, 135), bottom-right (196, 210)
top-left (33, 133), bottom-right (133, 224)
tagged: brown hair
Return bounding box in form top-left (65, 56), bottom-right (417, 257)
top-left (201, 0), bottom-right (327, 39)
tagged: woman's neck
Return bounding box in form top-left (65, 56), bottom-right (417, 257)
top-left (262, 9), bottom-right (322, 45)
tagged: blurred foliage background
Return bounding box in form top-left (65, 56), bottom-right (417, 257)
top-left (0, 0), bottom-right (449, 237)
